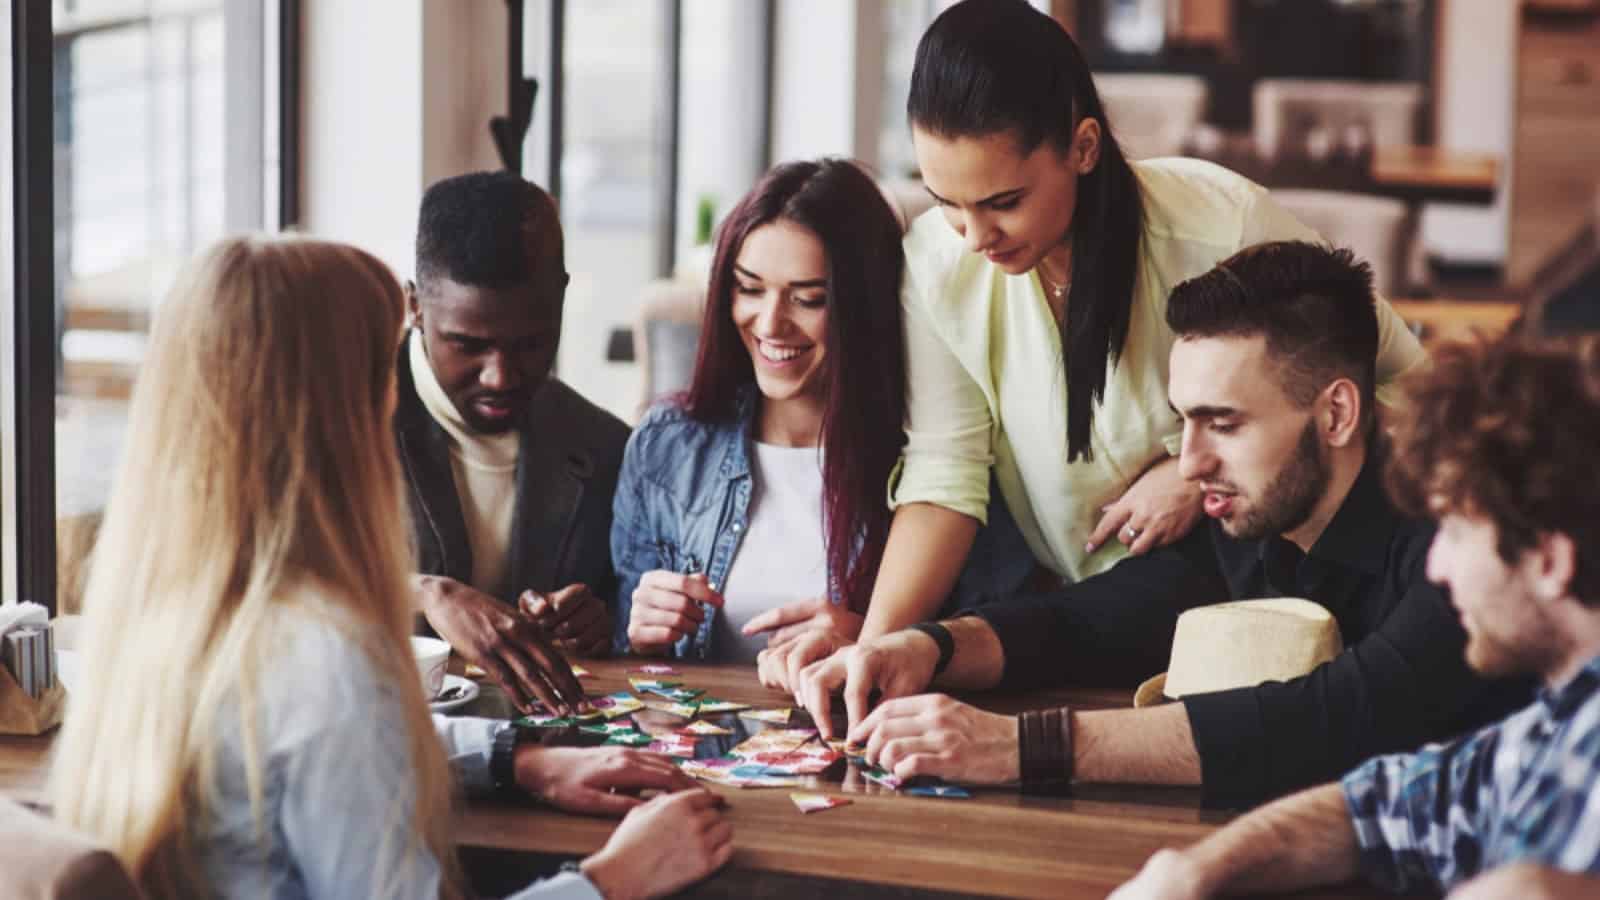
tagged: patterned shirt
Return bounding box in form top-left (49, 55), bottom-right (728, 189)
top-left (1341, 652), bottom-right (1600, 892)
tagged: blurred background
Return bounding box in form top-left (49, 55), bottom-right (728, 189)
top-left (4, 0), bottom-right (1599, 611)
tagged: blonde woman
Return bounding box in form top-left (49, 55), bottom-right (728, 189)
top-left (49, 237), bottom-right (732, 899)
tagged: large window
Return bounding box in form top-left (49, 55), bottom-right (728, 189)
top-left (4, 1), bottom-right (290, 611)
top-left (521, 0), bottom-right (768, 423)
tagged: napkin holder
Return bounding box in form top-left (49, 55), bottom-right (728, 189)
top-left (0, 660), bottom-right (64, 735)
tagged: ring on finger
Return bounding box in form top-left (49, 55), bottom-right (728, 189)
top-left (1124, 525), bottom-right (1141, 539)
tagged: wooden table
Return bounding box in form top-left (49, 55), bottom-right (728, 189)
top-left (2, 659), bottom-right (1390, 899)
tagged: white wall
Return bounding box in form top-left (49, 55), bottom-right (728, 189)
top-left (301, 0), bottom-right (505, 276)
top-left (1420, 0), bottom-right (1516, 266)
top-left (771, 0), bottom-right (882, 168)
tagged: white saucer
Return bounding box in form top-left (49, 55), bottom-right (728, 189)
top-left (429, 674), bottom-right (480, 713)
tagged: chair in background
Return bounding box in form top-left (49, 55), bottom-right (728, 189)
top-left (1253, 79), bottom-right (1423, 296)
top-left (630, 176), bottom-right (936, 419)
top-left (1093, 73), bottom-right (1209, 160)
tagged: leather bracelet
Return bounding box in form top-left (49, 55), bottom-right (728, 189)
top-left (907, 622), bottom-right (955, 676)
top-left (1017, 706), bottom-right (1073, 793)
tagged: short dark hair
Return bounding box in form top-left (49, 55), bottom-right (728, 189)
top-left (907, 0), bottom-right (1145, 463)
top-left (1387, 335), bottom-right (1600, 606)
top-left (1166, 241), bottom-right (1379, 431)
top-left (414, 170), bottom-right (562, 291)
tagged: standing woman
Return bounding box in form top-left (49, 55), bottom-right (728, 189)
top-left (50, 237), bottom-right (729, 899)
top-left (769, 0), bottom-right (1425, 684)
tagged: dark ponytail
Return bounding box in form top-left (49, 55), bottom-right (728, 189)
top-left (908, 0), bottom-right (1144, 461)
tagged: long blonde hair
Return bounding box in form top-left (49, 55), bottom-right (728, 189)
top-left (50, 236), bottom-right (462, 898)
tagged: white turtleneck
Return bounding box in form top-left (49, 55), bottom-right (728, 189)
top-left (409, 330), bottom-right (519, 594)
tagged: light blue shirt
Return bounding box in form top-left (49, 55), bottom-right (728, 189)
top-left (197, 605), bottom-right (602, 900)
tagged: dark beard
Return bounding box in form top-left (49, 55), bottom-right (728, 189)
top-left (1227, 419), bottom-right (1329, 542)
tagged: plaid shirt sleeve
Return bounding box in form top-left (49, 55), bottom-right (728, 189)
top-left (1339, 720), bottom-right (1506, 894)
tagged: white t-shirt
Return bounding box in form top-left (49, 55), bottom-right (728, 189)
top-left (715, 442), bottom-right (829, 664)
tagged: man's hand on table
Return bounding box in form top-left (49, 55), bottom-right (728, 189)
top-left (513, 745), bottom-right (698, 816)
top-left (851, 694), bottom-right (1020, 785)
top-left (521, 583), bottom-right (612, 657)
top-left (415, 575), bottom-right (584, 715)
top-left (792, 628), bottom-right (942, 738)
top-left (1108, 849), bottom-right (1214, 900)
top-left (581, 789), bottom-right (733, 900)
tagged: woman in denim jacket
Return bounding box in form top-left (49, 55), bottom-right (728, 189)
top-left (611, 160), bottom-right (1031, 687)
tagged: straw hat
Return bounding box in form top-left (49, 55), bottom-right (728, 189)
top-left (1133, 598), bottom-right (1344, 708)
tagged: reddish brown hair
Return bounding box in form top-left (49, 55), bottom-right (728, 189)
top-left (683, 159), bottom-right (907, 614)
top-left (1386, 334), bottom-right (1600, 605)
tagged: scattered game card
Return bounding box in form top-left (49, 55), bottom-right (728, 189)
top-left (906, 785), bottom-right (971, 799)
top-left (678, 757), bottom-right (743, 782)
top-left (579, 718), bottom-right (639, 736)
top-left (605, 731), bottom-right (654, 748)
top-left (729, 729), bottom-right (817, 760)
top-left (862, 765), bottom-right (903, 791)
top-left (628, 677), bottom-right (681, 693)
top-left (739, 707), bottom-right (793, 724)
top-left (592, 692), bottom-right (644, 719)
top-left (646, 738), bottom-right (699, 759)
top-left (693, 697), bottom-right (752, 714)
top-left (643, 685), bottom-right (705, 703)
top-left (641, 699), bottom-right (701, 718)
top-left (679, 720), bottom-right (734, 736)
top-left (791, 792), bottom-right (852, 814)
top-left (630, 664), bottom-right (679, 676)
top-left (570, 664), bottom-right (593, 678)
top-left (734, 774), bottom-right (805, 789)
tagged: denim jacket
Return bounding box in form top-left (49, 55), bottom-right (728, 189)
top-left (610, 388), bottom-right (1035, 659)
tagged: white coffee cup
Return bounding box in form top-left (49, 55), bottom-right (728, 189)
top-left (410, 636), bottom-right (451, 699)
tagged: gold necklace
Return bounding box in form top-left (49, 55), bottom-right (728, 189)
top-left (1037, 255), bottom-right (1073, 301)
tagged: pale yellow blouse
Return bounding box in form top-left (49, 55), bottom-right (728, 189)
top-left (890, 158), bottom-right (1425, 583)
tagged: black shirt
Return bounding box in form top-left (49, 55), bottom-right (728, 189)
top-left (973, 453), bottom-right (1533, 809)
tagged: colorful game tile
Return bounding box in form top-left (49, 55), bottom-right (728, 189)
top-left (593, 691), bottom-right (644, 719)
top-left (906, 785), bottom-right (972, 799)
top-left (629, 664), bottom-right (679, 676)
top-left (628, 677), bottom-right (681, 693)
top-left (570, 664), bottom-right (592, 678)
top-left (791, 792), bottom-right (852, 814)
top-left (862, 765), bottom-right (903, 791)
top-left (679, 720), bottom-right (734, 736)
top-left (643, 685), bottom-right (705, 703)
top-left (641, 699), bottom-right (701, 718)
top-left (646, 738), bottom-right (698, 759)
top-left (692, 698), bottom-right (752, 714)
top-left (604, 731), bottom-right (654, 748)
top-left (738, 707), bottom-right (793, 725)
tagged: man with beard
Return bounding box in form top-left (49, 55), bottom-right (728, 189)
top-left (796, 241), bottom-right (1532, 809)
top-left (1112, 335), bottom-right (1600, 899)
top-left (401, 171), bottom-right (627, 712)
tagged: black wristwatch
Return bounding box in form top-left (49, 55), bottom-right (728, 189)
top-left (907, 622), bottom-right (955, 676)
top-left (490, 725), bottom-right (526, 795)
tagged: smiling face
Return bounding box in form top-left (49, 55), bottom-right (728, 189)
top-left (731, 219), bottom-right (830, 414)
top-left (1426, 510), bottom-right (1566, 678)
top-left (1171, 334), bottom-right (1331, 542)
top-left (411, 270), bottom-right (565, 434)
top-left (912, 123), bottom-right (1098, 275)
